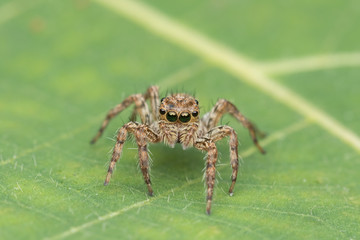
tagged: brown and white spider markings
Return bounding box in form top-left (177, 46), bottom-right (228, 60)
top-left (90, 86), bottom-right (265, 215)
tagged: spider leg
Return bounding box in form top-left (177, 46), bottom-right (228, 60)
top-left (91, 94), bottom-right (151, 144)
top-left (136, 127), bottom-right (156, 196)
top-left (144, 86), bottom-right (160, 121)
top-left (205, 126), bottom-right (239, 195)
top-left (201, 99), bottom-right (266, 154)
top-left (104, 122), bottom-right (134, 185)
top-left (129, 109), bottom-right (137, 122)
top-left (104, 122), bottom-right (160, 197)
top-left (129, 86), bottom-right (160, 123)
top-left (194, 139), bottom-right (218, 215)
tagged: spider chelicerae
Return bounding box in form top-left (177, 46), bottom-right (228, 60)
top-left (91, 86), bottom-right (265, 214)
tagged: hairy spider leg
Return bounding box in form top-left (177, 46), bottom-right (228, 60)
top-left (91, 94), bottom-right (151, 144)
top-left (144, 86), bottom-right (160, 121)
top-left (201, 99), bottom-right (266, 154)
top-left (195, 139), bottom-right (218, 215)
top-left (130, 86), bottom-right (160, 123)
top-left (205, 125), bottom-right (239, 195)
top-left (104, 122), bottom-right (160, 195)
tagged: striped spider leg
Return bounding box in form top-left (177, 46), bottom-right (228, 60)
top-left (90, 86), bottom-right (159, 144)
top-left (200, 99), bottom-right (266, 154)
top-left (196, 99), bottom-right (266, 214)
top-left (195, 125), bottom-right (240, 214)
top-left (91, 86), bottom-right (160, 196)
top-left (104, 122), bottom-right (160, 196)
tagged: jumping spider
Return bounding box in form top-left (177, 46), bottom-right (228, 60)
top-left (91, 86), bottom-right (265, 214)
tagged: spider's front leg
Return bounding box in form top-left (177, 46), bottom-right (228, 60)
top-left (201, 99), bottom-right (266, 154)
top-left (91, 93), bottom-right (151, 144)
top-left (194, 139), bottom-right (218, 215)
top-left (130, 86), bottom-right (160, 122)
top-left (206, 126), bottom-right (239, 195)
top-left (104, 122), bottom-right (160, 196)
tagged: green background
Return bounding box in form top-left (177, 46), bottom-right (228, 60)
top-left (1, 0), bottom-right (359, 239)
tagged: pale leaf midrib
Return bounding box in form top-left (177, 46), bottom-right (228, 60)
top-left (92, 0), bottom-right (360, 153)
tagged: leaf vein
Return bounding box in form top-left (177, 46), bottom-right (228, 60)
top-left (92, 0), bottom-right (360, 153)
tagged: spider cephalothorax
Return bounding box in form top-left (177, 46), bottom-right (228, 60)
top-left (91, 86), bottom-right (265, 215)
top-left (158, 94), bottom-right (200, 149)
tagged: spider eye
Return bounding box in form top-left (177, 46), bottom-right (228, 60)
top-left (159, 109), bottom-right (166, 115)
top-left (192, 111), bottom-right (199, 117)
top-left (179, 113), bottom-right (191, 123)
top-left (195, 99), bottom-right (199, 105)
top-left (166, 112), bottom-right (177, 122)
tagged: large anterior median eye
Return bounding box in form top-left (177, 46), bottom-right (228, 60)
top-left (166, 111), bottom-right (177, 122)
top-left (179, 112), bottom-right (191, 123)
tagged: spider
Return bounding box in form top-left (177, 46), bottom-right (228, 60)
top-left (90, 86), bottom-right (265, 214)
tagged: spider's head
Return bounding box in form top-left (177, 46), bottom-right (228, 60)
top-left (158, 94), bottom-right (199, 124)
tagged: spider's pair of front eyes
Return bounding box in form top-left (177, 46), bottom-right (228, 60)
top-left (159, 109), bottom-right (198, 123)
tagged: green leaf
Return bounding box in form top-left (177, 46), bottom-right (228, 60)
top-left (1, 0), bottom-right (359, 239)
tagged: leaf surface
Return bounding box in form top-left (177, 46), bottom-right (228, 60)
top-left (0, 0), bottom-right (359, 239)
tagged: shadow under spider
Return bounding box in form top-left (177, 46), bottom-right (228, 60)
top-left (149, 143), bottom-right (233, 181)
top-left (149, 144), bottom-right (205, 179)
